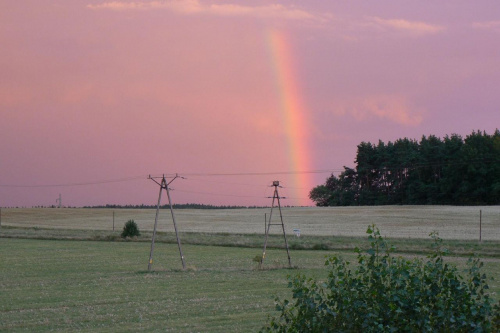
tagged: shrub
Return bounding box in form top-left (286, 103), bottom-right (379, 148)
top-left (121, 219), bottom-right (140, 238)
top-left (262, 225), bottom-right (500, 332)
top-left (312, 243), bottom-right (329, 251)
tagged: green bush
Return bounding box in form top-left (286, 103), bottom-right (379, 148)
top-left (262, 225), bottom-right (500, 332)
top-left (121, 219), bottom-right (140, 238)
top-left (312, 243), bottom-right (329, 251)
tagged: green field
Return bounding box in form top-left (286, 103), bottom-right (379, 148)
top-left (0, 239), bottom-right (333, 332)
top-left (1, 207), bottom-right (499, 331)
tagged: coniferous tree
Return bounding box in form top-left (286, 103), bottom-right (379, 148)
top-left (310, 129), bottom-right (499, 206)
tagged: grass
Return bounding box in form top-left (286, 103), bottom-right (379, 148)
top-left (1, 237), bottom-right (499, 332)
top-left (2, 226), bottom-right (500, 258)
top-left (1, 207), bottom-right (500, 331)
top-left (2, 206), bottom-right (500, 240)
top-left (0, 238), bottom-right (330, 332)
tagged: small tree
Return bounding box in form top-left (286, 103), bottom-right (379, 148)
top-left (121, 219), bottom-right (140, 238)
top-left (262, 225), bottom-right (500, 332)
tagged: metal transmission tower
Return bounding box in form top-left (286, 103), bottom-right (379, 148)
top-left (148, 174), bottom-right (186, 271)
top-left (259, 181), bottom-right (292, 268)
top-left (56, 194), bottom-right (62, 208)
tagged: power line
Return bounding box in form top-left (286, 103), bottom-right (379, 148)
top-left (173, 189), bottom-right (309, 201)
top-left (177, 169), bottom-right (343, 177)
top-left (0, 168), bottom-right (343, 189)
top-left (174, 189), bottom-right (267, 199)
top-left (183, 178), bottom-right (270, 188)
top-left (0, 176), bottom-right (146, 188)
top-left (1, 157), bottom-right (495, 189)
top-left (0, 176), bottom-right (311, 201)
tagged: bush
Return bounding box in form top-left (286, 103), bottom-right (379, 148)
top-left (311, 243), bottom-right (329, 251)
top-left (262, 225), bottom-right (500, 332)
top-left (121, 219), bottom-right (140, 238)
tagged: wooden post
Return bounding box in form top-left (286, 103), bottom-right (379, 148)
top-left (148, 178), bottom-right (164, 271)
top-left (113, 211), bottom-right (115, 231)
top-left (264, 213), bottom-right (267, 236)
top-left (165, 178), bottom-right (186, 270)
top-left (479, 210), bottom-right (482, 242)
top-left (0, 207), bottom-right (2, 229)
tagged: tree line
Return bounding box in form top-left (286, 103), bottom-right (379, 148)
top-left (310, 129), bottom-right (500, 206)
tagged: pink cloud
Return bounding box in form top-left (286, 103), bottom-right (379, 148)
top-left (87, 0), bottom-right (320, 21)
top-left (472, 21), bottom-right (500, 33)
top-left (332, 95), bottom-right (424, 127)
top-left (209, 4), bottom-right (317, 21)
top-left (87, 0), bottom-right (202, 12)
top-left (370, 17), bottom-right (445, 36)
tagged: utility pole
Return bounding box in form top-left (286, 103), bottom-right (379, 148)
top-left (259, 181), bottom-right (292, 268)
top-left (479, 209), bottom-right (482, 242)
top-left (148, 174), bottom-right (186, 271)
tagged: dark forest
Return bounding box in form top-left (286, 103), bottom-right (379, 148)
top-left (310, 130), bottom-right (500, 206)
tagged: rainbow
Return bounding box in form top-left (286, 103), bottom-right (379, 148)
top-left (267, 28), bottom-right (313, 206)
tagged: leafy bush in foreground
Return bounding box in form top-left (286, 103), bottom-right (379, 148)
top-left (262, 225), bottom-right (500, 332)
top-left (121, 219), bottom-right (140, 238)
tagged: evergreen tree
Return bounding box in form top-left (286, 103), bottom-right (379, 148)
top-left (310, 129), bottom-right (499, 206)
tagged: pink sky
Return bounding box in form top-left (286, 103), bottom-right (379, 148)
top-left (1, 1), bottom-right (499, 207)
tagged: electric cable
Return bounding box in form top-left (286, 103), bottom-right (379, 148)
top-left (0, 176), bottom-right (146, 188)
top-left (173, 189), bottom-right (268, 199)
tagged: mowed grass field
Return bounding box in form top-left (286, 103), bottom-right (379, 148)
top-left (1, 238), bottom-right (499, 332)
top-left (2, 205), bottom-right (500, 240)
top-left (0, 239), bottom-right (332, 332)
top-left (1, 206), bottom-right (500, 332)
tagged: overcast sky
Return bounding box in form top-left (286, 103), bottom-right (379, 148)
top-left (1, 1), bottom-right (499, 207)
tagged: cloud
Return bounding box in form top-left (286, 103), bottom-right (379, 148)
top-left (472, 21), bottom-right (500, 33)
top-left (210, 4), bottom-right (316, 20)
top-left (87, 0), bottom-right (203, 13)
top-left (87, 0), bottom-right (321, 21)
top-left (370, 17), bottom-right (445, 36)
top-left (332, 95), bottom-right (424, 126)
top-left (87, 2), bottom-right (445, 36)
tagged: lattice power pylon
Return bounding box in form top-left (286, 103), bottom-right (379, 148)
top-left (148, 174), bottom-right (186, 271)
top-left (259, 181), bottom-right (292, 268)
